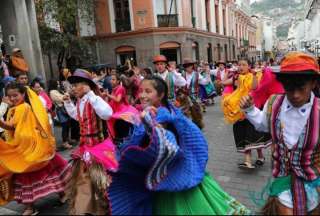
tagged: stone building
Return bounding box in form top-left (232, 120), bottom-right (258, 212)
top-left (0, 0), bottom-right (45, 79)
top-left (80, 0), bottom-right (258, 68)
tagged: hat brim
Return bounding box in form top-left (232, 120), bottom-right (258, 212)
top-left (183, 62), bottom-right (196, 67)
top-left (153, 60), bottom-right (167, 64)
top-left (273, 69), bottom-right (319, 75)
top-left (68, 76), bottom-right (97, 89)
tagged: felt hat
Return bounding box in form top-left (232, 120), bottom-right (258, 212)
top-left (182, 58), bottom-right (196, 68)
top-left (153, 55), bottom-right (167, 64)
top-left (216, 60), bottom-right (226, 67)
top-left (278, 52), bottom-right (319, 75)
top-left (67, 68), bottom-right (97, 88)
top-left (12, 48), bottom-right (21, 53)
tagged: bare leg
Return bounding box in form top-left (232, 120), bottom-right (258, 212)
top-left (257, 149), bottom-right (264, 159)
top-left (22, 204), bottom-right (37, 216)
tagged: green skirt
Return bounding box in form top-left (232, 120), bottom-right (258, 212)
top-left (153, 173), bottom-right (251, 215)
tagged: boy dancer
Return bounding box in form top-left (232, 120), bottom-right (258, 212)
top-left (240, 52), bottom-right (320, 215)
top-left (63, 69), bottom-right (117, 215)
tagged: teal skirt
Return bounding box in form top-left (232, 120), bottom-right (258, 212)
top-left (153, 173), bottom-right (251, 215)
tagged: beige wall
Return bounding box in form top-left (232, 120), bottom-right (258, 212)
top-left (132, 0), bottom-right (155, 29)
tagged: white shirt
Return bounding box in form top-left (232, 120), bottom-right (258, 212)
top-left (185, 71), bottom-right (210, 88)
top-left (158, 70), bottom-right (186, 87)
top-left (64, 90), bottom-right (113, 121)
top-left (211, 68), bottom-right (227, 80)
top-left (244, 93), bottom-right (315, 149)
top-left (0, 102), bottom-right (8, 133)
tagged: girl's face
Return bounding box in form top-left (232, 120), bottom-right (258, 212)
top-left (7, 89), bottom-right (25, 106)
top-left (32, 82), bottom-right (42, 95)
top-left (110, 75), bottom-right (119, 88)
top-left (239, 61), bottom-right (249, 74)
top-left (139, 80), bottom-right (163, 109)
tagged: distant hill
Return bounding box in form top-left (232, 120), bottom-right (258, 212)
top-left (251, 0), bottom-right (304, 39)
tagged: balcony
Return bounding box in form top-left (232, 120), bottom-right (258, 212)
top-left (192, 17), bottom-right (196, 28)
top-left (157, 14), bottom-right (178, 27)
top-left (115, 19), bottom-right (131, 32)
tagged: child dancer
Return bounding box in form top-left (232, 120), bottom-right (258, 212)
top-left (0, 82), bottom-right (70, 215)
top-left (106, 73), bottom-right (129, 112)
top-left (107, 75), bottom-right (250, 215)
top-left (63, 69), bottom-right (118, 215)
top-left (222, 60), bottom-right (270, 169)
top-left (240, 52), bottom-right (320, 214)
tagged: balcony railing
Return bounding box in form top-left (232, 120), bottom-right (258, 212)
top-left (157, 14), bottom-right (178, 27)
top-left (115, 19), bottom-right (131, 32)
top-left (192, 17), bottom-right (196, 28)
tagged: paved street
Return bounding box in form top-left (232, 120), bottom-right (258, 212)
top-left (0, 98), bottom-right (272, 215)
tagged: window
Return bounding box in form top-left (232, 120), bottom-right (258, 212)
top-left (156, 0), bottom-right (178, 27)
top-left (114, 0), bottom-right (131, 32)
top-left (156, 0), bottom-right (177, 14)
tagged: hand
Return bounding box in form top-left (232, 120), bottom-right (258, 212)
top-left (82, 85), bottom-right (91, 94)
top-left (62, 94), bottom-right (71, 102)
top-left (239, 95), bottom-right (254, 110)
top-left (2, 96), bottom-right (12, 106)
top-left (141, 106), bottom-right (158, 118)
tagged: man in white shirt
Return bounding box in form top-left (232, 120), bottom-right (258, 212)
top-left (239, 52), bottom-right (320, 215)
top-left (62, 69), bottom-right (113, 215)
top-left (153, 55), bottom-right (186, 101)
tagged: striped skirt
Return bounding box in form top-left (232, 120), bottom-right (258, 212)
top-left (13, 154), bottom-right (71, 204)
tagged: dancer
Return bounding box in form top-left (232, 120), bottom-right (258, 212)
top-left (199, 62), bottom-right (216, 106)
top-left (182, 59), bottom-right (210, 129)
top-left (107, 75), bottom-right (250, 215)
top-left (222, 60), bottom-right (269, 169)
top-left (0, 82), bottom-right (70, 215)
top-left (240, 52), bottom-right (320, 215)
top-left (153, 55), bottom-right (186, 102)
top-left (63, 69), bottom-right (118, 215)
top-left (106, 73), bottom-right (129, 112)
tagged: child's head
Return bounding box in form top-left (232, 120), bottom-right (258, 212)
top-left (238, 60), bottom-right (249, 74)
top-left (30, 78), bottom-right (44, 95)
top-left (276, 52), bottom-right (320, 107)
top-left (277, 74), bottom-right (318, 107)
top-left (5, 82), bottom-right (26, 106)
top-left (139, 76), bottom-right (169, 109)
top-left (15, 72), bottom-right (28, 86)
top-left (68, 69), bottom-right (96, 98)
top-left (110, 74), bottom-right (121, 88)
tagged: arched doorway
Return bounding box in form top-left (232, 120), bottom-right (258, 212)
top-left (224, 44), bottom-right (228, 62)
top-left (207, 43), bottom-right (213, 63)
top-left (115, 46), bottom-right (136, 65)
top-left (192, 41), bottom-right (199, 62)
top-left (217, 43), bottom-right (221, 60)
top-left (160, 41), bottom-right (181, 64)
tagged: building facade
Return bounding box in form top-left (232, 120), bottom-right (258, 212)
top-left (0, 0), bottom-right (45, 79)
top-left (80, 0), bottom-right (258, 68)
top-left (304, 0), bottom-right (320, 57)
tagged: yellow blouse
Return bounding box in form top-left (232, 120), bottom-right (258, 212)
top-left (222, 72), bottom-right (262, 124)
top-left (0, 88), bottom-right (55, 205)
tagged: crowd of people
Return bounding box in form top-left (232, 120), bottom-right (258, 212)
top-left (0, 47), bottom-right (320, 215)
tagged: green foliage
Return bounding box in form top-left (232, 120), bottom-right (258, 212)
top-left (36, 0), bottom-right (96, 65)
top-left (276, 23), bottom-right (290, 38)
top-left (251, 0), bottom-right (302, 13)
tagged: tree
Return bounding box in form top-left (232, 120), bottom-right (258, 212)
top-left (35, 0), bottom-right (96, 77)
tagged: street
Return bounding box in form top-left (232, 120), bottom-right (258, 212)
top-left (0, 98), bottom-right (272, 215)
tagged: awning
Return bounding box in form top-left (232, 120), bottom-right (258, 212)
top-left (116, 46), bottom-right (135, 53)
top-left (160, 42), bottom-right (180, 49)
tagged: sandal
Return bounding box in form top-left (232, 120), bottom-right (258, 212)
top-left (22, 208), bottom-right (39, 216)
top-left (62, 142), bottom-right (73, 149)
top-left (238, 162), bottom-right (256, 170)
top-left (255, 158), bottom-right (265, 166)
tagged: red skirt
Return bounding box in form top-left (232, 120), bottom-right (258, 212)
top-left (13, 154), bottom-right (71, 204)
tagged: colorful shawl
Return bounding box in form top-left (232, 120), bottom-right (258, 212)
top-left (108, 104), bottom-right (208, 215)
top-left (221, 73), bottom-right (254, 124)
top-left (267, 94), bottom-right (320, 215)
